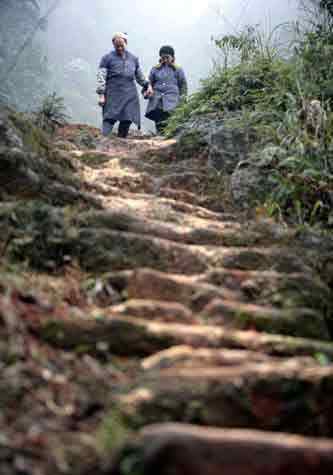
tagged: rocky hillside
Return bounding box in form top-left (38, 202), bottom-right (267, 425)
top-left (1, 107), bottom-right (333, 475)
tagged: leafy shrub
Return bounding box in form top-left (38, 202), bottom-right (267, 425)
top-left (166, 18), bottom-right (333, 227)
top-left (34, 92), bottom-right (70, 133)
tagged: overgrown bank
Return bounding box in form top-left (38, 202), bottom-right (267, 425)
top-left (166, 3), bottom-right (333, 227)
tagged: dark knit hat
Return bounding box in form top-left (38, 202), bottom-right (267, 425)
top-left (159, 45), bottom-right (175, 58)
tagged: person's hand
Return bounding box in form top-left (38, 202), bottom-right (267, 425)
top-left (98, 94), bottom-right (106, 107)
top-left (146, 85), bottom-right (154, 97)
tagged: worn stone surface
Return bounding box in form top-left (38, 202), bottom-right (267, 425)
top-left (31, 315), bottom-right (333, 359)
top-left (125, 269), bottom-right (241, 311)
top-left (231, 160), bottom-right (271, 208)
top-left (140, 346), bottom-right (316, 372)
top-left (1, 117), bottom-right (333, 475)
top-left (110, 424), bottom-right (333, 475)
top-left (209, 121), bottom-right (256, 173)
top-left (198, 268), bottom-right (331, 313)
top-left (119, 364), bottom-right (333, 436)
top-left (109, 300), bottom-right (196, 324)
top-left (201, 298), bottom-right (330, 340)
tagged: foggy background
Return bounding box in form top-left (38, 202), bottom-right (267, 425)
top-left (1, 1), bottom-right (300, 130)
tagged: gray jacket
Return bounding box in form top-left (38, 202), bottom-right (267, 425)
top-left (97, 50), bottom-right (148, 128)
top-left (145, 63), bottom-right (187, 119)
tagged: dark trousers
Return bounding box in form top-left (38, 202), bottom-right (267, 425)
top-left (154, 110), bottom-right (170, 134)
top-left (102, 119), bottom-right (132, 138)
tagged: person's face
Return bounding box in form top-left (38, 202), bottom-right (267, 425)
top-left (113, 38), bottom-right (126, 55)
top-left (161, 54), bottom-right (173, 64)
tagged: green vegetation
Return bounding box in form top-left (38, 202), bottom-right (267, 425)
top-left (98, 408), bottom-right (131, 452)
top-left (166, 3), bottom-right (333, 227)
top-left (34, 92), bottom-right (70, 133)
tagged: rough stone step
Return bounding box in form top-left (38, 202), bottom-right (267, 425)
top-left (105, 291), bottom-right (329, 342)
top-left (77, 229), bottom-right (208, 274)
top-left (78, 210), bottom-right (295, 247)
top-left (201, 299), bottom-right (330, 340)
top-left (101, 193), bottom-right (236, 223)
top-left (152, 186), bottom-right (208, 206)
top-left (85, 168), bottom-right (155, 194)
top-left (153, 196), bottom-right (237, 221)
top-left (106, 296), bottom-right (328, 341)
top-left (109, 424), bottom-right (333, 475)
top-left (37, 314), bottom-right (333, 360)
top-left (71, 150), bottom-right (114, 167)
top-left (116, 268), bottom-right (242, 311)
top-left (197, 268), bottom-right (331, 313)
top-left (118, 363), bottom-right (333, 436)
top-left (141, 346), bottom-right (315, 372)
top-left (78, 229), bottom-right (312, 275)
top-left (109, 300), bottom-right (197, 324)
top-left (112, 270), bottom-right (329, 340)
top-left (153, 171), bottom-right (212, 193)
top-left (78, 210), bottom-right (249, 246)
top-left (211, 246), bottom-right (313, 273)
top-left (107, 268), bottom-right (330, 320)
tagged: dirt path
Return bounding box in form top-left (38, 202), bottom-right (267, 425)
top-left (2, 129), bottom-right (333, 474)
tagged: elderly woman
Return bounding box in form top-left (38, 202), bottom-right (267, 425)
top-left (145, 45), bottom-right (188, 133)
top-left (97, 32), bottom-right (152, 138)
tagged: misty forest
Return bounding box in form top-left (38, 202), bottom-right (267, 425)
top-left (2, 1), bottom-right (333, 474)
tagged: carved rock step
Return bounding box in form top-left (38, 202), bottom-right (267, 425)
top-left (79, 230), bottom-right (313, 274)
top-left (122, 269), bottom-right (241, 311)
top-left (77, 229), bottom-right (208, 274)
top-left (90, 243), bottom-right (311, 275)
top-left (84, 167), bottom-right (155, 193)
top-left (105, 294), bottom-right (329, 341)
top-left (197, 269), bottom-right (331, 313)
top-left (78, 210), bottom-right (295, 247)
top-left (85, 165), bottom-right (220, 206)
top-left (108, 300), bottom-right (197, 324)
top-left (118, 363), bottom-right (333, 436)
top-left (107, 297), bottom-right (329, 341)
top-left (109, 424), bottom-right (333, 475)
top-left (141, 346), bottom-right (315, 372)
top-left (83, 193), bottom-right (237, 224)
top-left (37, 315), bottom-right (333, 360)
top-left (107, 269), bottom-right (331, 321)
top-left (202, 299), bottom-right (330, 340)
top-left (211, 247), bottom-right (313, 273)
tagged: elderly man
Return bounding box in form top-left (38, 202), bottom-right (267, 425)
top-left (145, 45), bottom-right (188, 133)
top-left (97, 32), bottom-right (152, 138)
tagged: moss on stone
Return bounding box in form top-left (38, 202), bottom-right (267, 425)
top-left (8, 110), bottom-right (51, 155)
top-left (175, 129), bottom-right (207, 159)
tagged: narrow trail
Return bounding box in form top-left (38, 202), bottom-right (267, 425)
top-left (2, 125), bottom-right (333, 474)
top-left (73, 134), bottom-right (333, 436)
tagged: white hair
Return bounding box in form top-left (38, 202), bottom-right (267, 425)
top-left (112, 32), bottom-right (128, 43)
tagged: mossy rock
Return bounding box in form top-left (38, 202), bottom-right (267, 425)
top-left (2, 201), bottom-right (79, 271)
top-left (174, 129), bottom-right (208, 159)
top-left (7, 109), bottom-right (52, 157)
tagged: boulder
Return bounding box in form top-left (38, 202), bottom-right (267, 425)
top-left (209, 121), bottom-right (256, 173)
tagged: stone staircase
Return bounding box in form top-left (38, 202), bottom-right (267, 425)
top-left (73, 135), bottom-right (333, 472)
top-left (1, 125), bottom-right (333, 474)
